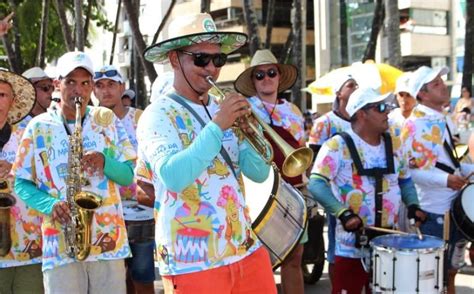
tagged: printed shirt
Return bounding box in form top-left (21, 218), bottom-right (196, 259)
top-left (0, 119), bottom-right (43, 268)
top-left (312, 129), bottom-right (409, 258)
top-left (117, 107), bottom-right (143, 201)
top-left (388, 108), bottom-right (406, 137)
top-left (137, 93), bottom-right (262, 275)
top-left (308, 111), bottom-right (350, 146)
top-left (248, 96), bottom-right (305, 145)
top-left (13, 106), bottom-right (136, 271)
top-left (401, 104), bottom-right (474, 214)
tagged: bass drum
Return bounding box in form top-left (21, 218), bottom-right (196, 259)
top-left (243, 163), bottom-right (307, 270)
top-left (451, 183), bottom-right (474, 241)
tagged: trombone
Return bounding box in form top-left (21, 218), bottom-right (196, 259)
top-left (206, 76), bottom-right (314, 177)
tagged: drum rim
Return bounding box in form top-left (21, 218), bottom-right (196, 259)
top-left (370, 234), bottom-right (446, 253)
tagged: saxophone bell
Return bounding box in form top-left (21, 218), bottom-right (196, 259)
top-left (0, 180), bottom-right (15, 257)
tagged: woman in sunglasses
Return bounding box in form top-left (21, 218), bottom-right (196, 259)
top-left (235, 49), bottom-right (307, 294)
top-left (137, 13), bottom-right (276, 294)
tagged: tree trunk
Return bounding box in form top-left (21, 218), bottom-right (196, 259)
top-left (123, 0), bottom-right (157, 83)
top-left (264, 0), bottom-right (275, 49)
top-left (2, 37), bottom-right (20, 73)
top-left (74, 0), bottom-right (85, 50)
top-left (279, 31), bottom-right (294, 64)
top-left (110, 0), bottom-right (122, 65)
top-left (462, 0), bottom-right (474, 92)
top-left (54, 0), bottom-right (74, 51)
top-left (152, 0), bottom-right (176, 45)
top-left (385, 0), bottom-right (401, 67)
top-left (200, 0), bottom-right (210, 13)
top-left (339, 0), bottom-right (348, 66)
top-left (36, 0), bottom-right (50, 68)
top-left (291, 0), bottom-right (303, 108)
top-left (6, 0), bottom-right (22, 72)
top-left (243, 0), bottom-right (261, 55)
top-left (362, 0), bottom-right (384, 63)
top-left (83, 0), bottom-right (93, 41)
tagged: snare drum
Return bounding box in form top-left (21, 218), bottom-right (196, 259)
top-left (451, 183), bottom-right (474, 241)
top-left (371, 234), bottom-right (445, 294)
top-left (243, 164), bottom-right (307, 270)
top-left (122, 200), bottom-right (155, 243)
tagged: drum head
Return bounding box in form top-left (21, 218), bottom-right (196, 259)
top-left (242, 164), bottom-right (278, 222)
top-left (371, 234), bottom-right (444, 251)
top-left (122, 200), bottom-right (154, 222)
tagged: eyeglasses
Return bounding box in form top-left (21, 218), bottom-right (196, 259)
top-left (178, 50), bottom-right (227, 68)
top-left (363, 102), bottom-right (390, 113)
top-left (34, 84), bottom-right (54, 92)
top-left (94, 69), bottom-right (121, 80)
top-left (254, 68), bottom-right (279, 81)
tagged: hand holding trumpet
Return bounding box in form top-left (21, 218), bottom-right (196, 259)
top-left (212, 92), bottom-right (251, 131)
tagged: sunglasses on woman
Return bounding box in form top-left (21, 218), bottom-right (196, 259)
top-left (94, 70), bottom-right (121, 79)
top-left (363, 102), bottom-right (390, 113)
top-left (178, 50), bottom-right (227, 68)
top-left (254, 68), bottom-right (279, 81)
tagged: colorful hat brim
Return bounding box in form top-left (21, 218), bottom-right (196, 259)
top-left (144, 32), bottom-right (248, 63)
top-left (0, 70), bottom-right (36, 124)
top-left (234, 63), bottom-right (298, 97)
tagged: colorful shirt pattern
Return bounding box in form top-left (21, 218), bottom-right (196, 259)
top-left (0, 119), bottom-right (43, 268)
top-left (248, 97), bottom-right (305, 145)
top-left (388, 108), bottom-right (406, 137)
top-left (308, 111), bottom-right (350, 145)
top-left (137, 94), bottom-right (262, 275)
top-left (312, 129), bottom-right (409, 258)
top-left (13, 106), bottom-right (136, 271)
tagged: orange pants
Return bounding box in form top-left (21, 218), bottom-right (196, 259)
top-left (162, 246), bottom-right (276, 294)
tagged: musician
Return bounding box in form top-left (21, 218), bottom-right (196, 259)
top-left (309, 87), bottom-right (424, 294)
top-left (388, 72), bottom-right (416, 135)
top-left (401, 66), bottom-right (474, 294)
top-left (93, 64), bottom-right (153, 294)
top-left (22, 67), bottom-right (54, 120)
top-left (0, 71), bottom-right (42, 293)
top-left (121, 89), bottom-right (135, 108)
top-left (137, 13), bottom-right (276, 293)
top-left (234, 49), bottom-right (306, 294)
top-left (13, 51), bottom-right (136, 293)
top-left (307, 74), bottom-right (358, 282)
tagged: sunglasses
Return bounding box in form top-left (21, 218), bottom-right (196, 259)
top-left (94, 69), bottom-right (121, 80)
top-left (35, 84), bottom-right (54, 92)
top-left (178, 50), bottom-right (227, 68)
top-left (254, 68), bottom-right (279, 81)
top-left (363, 102), bottom-right (390, 113)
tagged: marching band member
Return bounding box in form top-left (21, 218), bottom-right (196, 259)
top-left (309, 87), bottom-right (425, 294)
top-left (137, 13), bottom-right (276, 293)
top-left (234, 49), bottom-right (306, 294)
top-left (13, 51), bottom-right (136, 294)
top-left (93, 65), bottom-right (153, 294)
top-left (22, 67), bottom-right (55, 120)
top-left (401, 66), bottom-right (474, 294)
top-left (0, 71), bottom-right (43, 293)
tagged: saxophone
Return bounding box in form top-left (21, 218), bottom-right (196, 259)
top-left (64, 96), bottom-right (103, 261)
top-left (0, 179), bottom-right (15, 257)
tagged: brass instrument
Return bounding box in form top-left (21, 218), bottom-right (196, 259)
top-left (0, 179), bottom-right (15, 257)
top-left (64, 96), bottom-right (103, 261)
top-left (206, 76), bottom-right (314, 177)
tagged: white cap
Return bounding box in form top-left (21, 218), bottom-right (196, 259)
top-left (395, 72), bottom-right (412, 94)
top-left (331, 74), bottom-right (357, 111)
top-left (94, 64), bottom-right (123, 83)
top-left (56, 51), bottom-right (94, 78)
top-left (409, 66), bottom-right (449, 98)
top-left (122, 89), bottom-right (136, 100)
top-left (346, 87), bottom-right (393, 118)
top-left (22, 67), bottom-right (51, 82)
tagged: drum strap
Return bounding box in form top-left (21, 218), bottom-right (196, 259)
top-left (435, 124), bottom-right (460, 174)
top-left (338, 132), bottom-right (395, 228)
top-left (166, 92), bottom-right (238, 179)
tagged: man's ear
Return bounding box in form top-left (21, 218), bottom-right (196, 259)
top-left (169, 51), bottom-right (179, 70)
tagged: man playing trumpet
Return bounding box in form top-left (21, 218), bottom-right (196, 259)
top-left (138, 13), bottom-right (276, 293)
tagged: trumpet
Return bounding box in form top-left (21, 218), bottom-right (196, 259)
top-left (206, 76), bottom-right (314, 177)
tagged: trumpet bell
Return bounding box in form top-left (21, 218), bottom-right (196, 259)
top-left (282, 147), bottom-right (314, 178)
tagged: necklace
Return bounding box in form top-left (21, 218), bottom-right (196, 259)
top-left (261, 99), bottom-right (278, 126)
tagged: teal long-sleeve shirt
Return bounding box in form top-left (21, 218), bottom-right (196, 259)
top-left (308, 174), bottom-right (419, 218)
top-left (156, 121), bottom-right (270, 193)
top-left (15, 156), bottom-right (134, 215)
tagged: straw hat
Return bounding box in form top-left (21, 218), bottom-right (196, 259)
top-left (144, 13), bottom-right (248, 63)
top-left (234, 49), bottom-right (298, 97)
top-left (0, 70), bottom-right (35, 124)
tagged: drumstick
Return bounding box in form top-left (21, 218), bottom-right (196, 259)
top-left (410, 218), bottom-right (424, 240)
top-left (443, 211), bottom-right (450, 242)
top-left (464, 171), bottom-right (474, 181)
top-left (366, 226), bottom-right (409, 235)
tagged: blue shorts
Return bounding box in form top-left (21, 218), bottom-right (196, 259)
top-left (420, 212), bottom-right (467, 269)
top-left (327, 214), bottom-right (336, 264)
top-left (126, 241), bottom-right (156, 283)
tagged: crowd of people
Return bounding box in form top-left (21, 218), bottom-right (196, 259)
top-left (0, 10), bottom-right (473, 294)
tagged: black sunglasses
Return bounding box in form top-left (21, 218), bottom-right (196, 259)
top-left (94, 69), bottom-right (121, 80)
top-left (363, 102), bottom-right (390, 113)
top-left (35, 84), bottom-right (54, 92)
top-left (178, 50), bottom-right (227, 68)
top-left (254, 68), bottom-right (279, 81)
